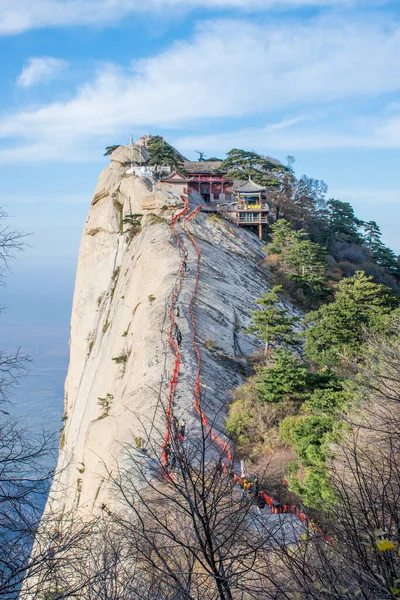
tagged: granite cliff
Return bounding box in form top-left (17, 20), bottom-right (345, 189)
top-left (45, 144), bottom-right (298, 519)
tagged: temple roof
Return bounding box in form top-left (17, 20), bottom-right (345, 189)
top-left (161, 171), bottom-right (189, 183)
top-left (233, 178), bottom-right (266, 193)
top-left (184, 161), bottom-right (224, 175)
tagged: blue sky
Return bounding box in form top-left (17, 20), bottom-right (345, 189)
top-left (0, 0), bottom-right (400, 272)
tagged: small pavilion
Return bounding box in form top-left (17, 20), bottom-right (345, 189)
top-left (233, 179), bottom-right (271, 240)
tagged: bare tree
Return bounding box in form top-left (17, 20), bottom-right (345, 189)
top-left (0, 209), bottom-right (92, 599)
top-left (0, 420), bottom-right (54, 598)
top-left (270, 321), bottom-right (400, 599)
top-left (99, 413), bottom-right (298, 600)
top-left (269, 158), bottom-right (328, 236)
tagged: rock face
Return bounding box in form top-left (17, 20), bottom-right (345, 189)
top-left (46, 149), bottom-right (299, 518)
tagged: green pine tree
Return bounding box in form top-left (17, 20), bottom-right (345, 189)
top-left (284, 238), bottom-right (327, 297)
top-left (146, 136), bottom-right (185, 174)
top-left (217, 148), bottom-right (285, 187)
top-left (245, 285), bottom-right (299, 355)
top-left (363, 220), bottom-right (382, 253)
top-left (267, 219), bottom-right (301, 255)
top-left (268, 220), bottom-right (328, 299)
top-left (304, 271), bottom-right (397, 367)
top-left (373, 245), bottom-right (400, 276)
top-left (104, 144), bottom-right (120, 156)
top-left (256, 349), bottom-right (308, 403)
top-left (326, 199), bottom-right (363, 247)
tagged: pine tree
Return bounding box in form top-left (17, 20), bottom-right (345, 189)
top-left (363, 220), bottom-right (382, 253)
top-left (326, 199), bottom-right (363, 247)
top-left (217, 148), bottom-right (285, 187)
top-left (304, 271), bottom-right (397, 367)
top-left (146, 136), bottom-right (185, 174)
top-left (284, 238), bottom-right (327, 297)
top-left (361, 221), bottom-right (400, 274)
top-left (268, 220), bottom-right (328, 298)
top-left (373, 245), bottom-right (400, 276)
top-left (256, 349), bottom-right (308, 403)
top-left (245, 285), bottom-right (299, 355)
top-left (104, 145), bottom-right (120, 156)
top-left (267, 219), bottom-right (300, 255)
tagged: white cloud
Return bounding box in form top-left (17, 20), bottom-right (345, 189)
top-left (17, 57), bottom-right (68, 87)
top-left (1, 16), bottom-right (400, 162)
top-left (176, 108), bottom-right (400, 154)
top-left (0, 0), bottom-right (380, 36)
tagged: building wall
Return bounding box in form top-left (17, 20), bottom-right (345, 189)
top-left (159, 181), bottom-right (187, 196)
top-left (189, 180), bottom-right (233, 203)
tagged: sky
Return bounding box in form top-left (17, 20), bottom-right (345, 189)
top-left (1, 0), bottom-right (400, 266)
top-left (0, 0), bottom-right (400, 430)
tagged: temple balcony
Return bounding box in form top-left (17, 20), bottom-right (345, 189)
top-left (237, 213), bottom-right (269, 224)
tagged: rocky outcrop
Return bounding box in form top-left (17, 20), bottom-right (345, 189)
top-left (110, 143), bottom-right (149, 165)
top-left (46, 147), bottom-right (299, 519)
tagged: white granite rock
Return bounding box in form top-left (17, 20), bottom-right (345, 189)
top-left (44, 161), bottom-right (300, 519)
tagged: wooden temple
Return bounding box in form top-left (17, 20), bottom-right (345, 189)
top-left (158, 155), bottom-right (272, 241)
top-left (184, 161), bottom-right (233, 203)
top-left (233, 179), bottom-right (271, 240)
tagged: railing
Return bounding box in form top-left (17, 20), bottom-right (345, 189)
top-left (238, 214), bottom-right (269, 224)
top-left (187, 175), bottom-right (228, 182)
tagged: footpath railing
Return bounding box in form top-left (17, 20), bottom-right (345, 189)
top-left (160, 198), bottom-right (189, 466)
top-left (182, 204), bottom-right (233, 463)
top-left (163, 197), bottom-right (329, 539)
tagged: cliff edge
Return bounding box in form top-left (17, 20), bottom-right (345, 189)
top-left (47, 146), bottom-right (297, 519)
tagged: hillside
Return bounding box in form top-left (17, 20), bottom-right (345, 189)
top-left (45, 144), bottom-right (299, 519)
top-left (17, 141), bottom-right (400, 600)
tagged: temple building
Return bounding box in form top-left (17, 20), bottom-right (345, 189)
top-left (158, 171), bottom-right (189, 196)
top-left (234, 179), bottom-right (271, 240)
top-left (184, 161), bottom-right (233, 203)
top-left (115, 138), bottom-right (273, 241)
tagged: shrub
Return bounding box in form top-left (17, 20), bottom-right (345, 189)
top-left (279, 414), bottom-right (333, 466)
top-left (97, 393), bottom-right (114, 417)
top-left (304, 388), bottom-right (347, 416)
top-left (148, 213), bottom-right (168, 225)
top-left (332, 241), bottom-right (368, 264)
top-left (256, 349), bottom-right (308, 403)
top-left (226, 399), bottom-right (253, 446)
top-left (97, 293), bottom-right (105, 307)
top-left (123, 214), bottom-right (142, 239)
top-left (226, 382), bottom-right (298, 455)
top-left (112, 354), bottom-right (127, 365)
top-left (204, 339), bottom-right (218, 352)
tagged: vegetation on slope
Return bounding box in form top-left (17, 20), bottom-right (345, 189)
top-left (38, 354), bottom-right (400, 599)
top-left (228, 268), bottom-right (399, 507)
top-left (146, 135), bottom-right (186, 174)
top-left (220, 147), bottom-right (400, 513)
